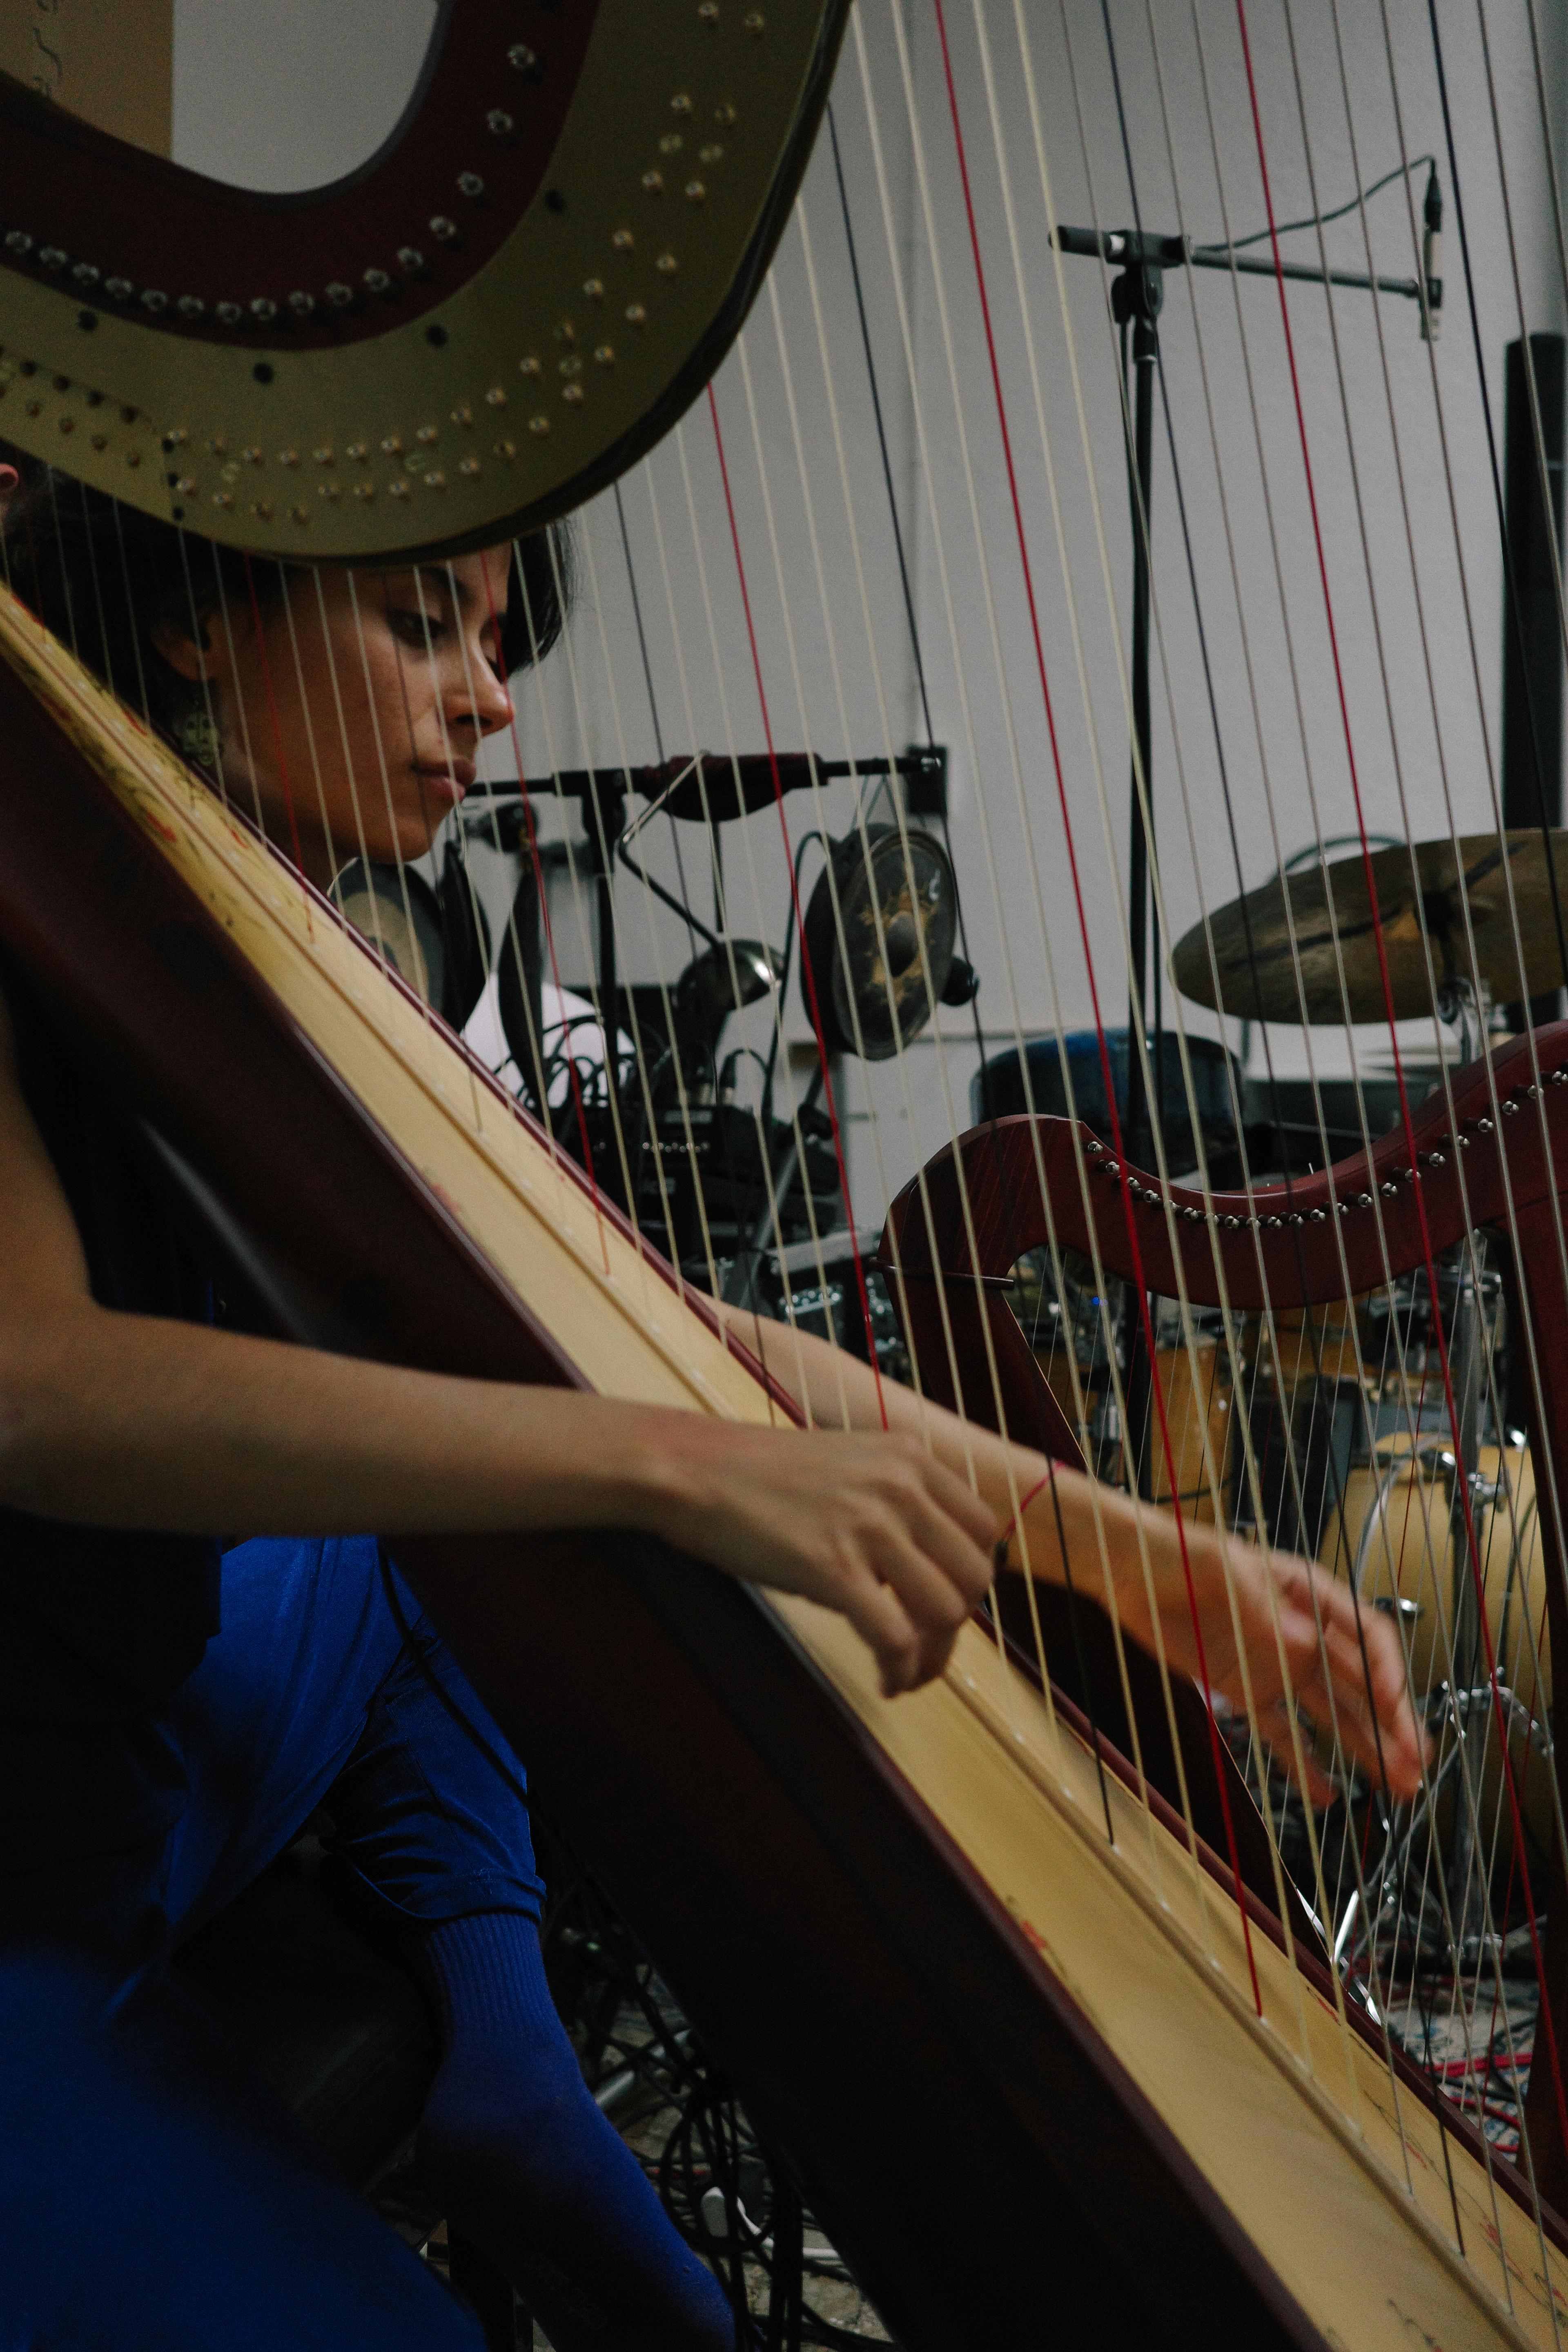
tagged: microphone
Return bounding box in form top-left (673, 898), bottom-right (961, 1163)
top-left (1421, 163), bottom-right (1443, 343)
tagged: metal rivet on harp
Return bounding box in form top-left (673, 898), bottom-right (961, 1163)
top-left (625, 303), bottom-right (647, 326)
top-left (484, 387), bottom-right (506, 407)
top-left (326, 283), bottom-right (353, 309)
top-left (655, 252), bottom-right (679, 276)
top-left (450, 404), bottom-right (472, 426)
top-left (38, 246), bottom-right (67, 271)
top-left (459, 457), bottom-right (480, 477)
top-left (583, 278), bottom-right (605, 302)
top-left (485, 111), bottom-right (514, 138)
top-left (398, 248), bottom-right (426, 275)
top-left (388, 480), bottom-right (409, 498)
top-left (4, 232), bottom-right (32, 255)
top-left (1476, 1116), bottom-right (1494, 1132)
top-left (431, 216), bottom-right (461, 243)
top-left (527, 414), bottom-right (550, 437)
top-left (642, 171), bottom-right (664, 196)
top-left (416, 423), bottom-right (439, 443)
top-left (612, 228), bottom-right (635, 252)
top-left (177, 295), bottom-right (203, 319)
top-left (520, 356), bottom-right (543, 377)
top-left (561, 384), bottom-right (585, 406)
top-left (457, 174), bottom-right (485, 199)
top-left (249, 297), bottom-right (276, 323)
top-left (697, 4), bottom-right (719, 22)
top-left (142, 289), bottom-right (169, 313)
top-left (684, 181), bottom-right (706, 205)
top-left (278, 450), bottom-right (299, 467)
top-left (744, 8), bottom-right (765, 27)
top-left (508, 43), bottom-right (542, 78)
top-left (72, 264), bottom-right (98, 289)
top-left (364, 268), bottom-right (392, 294)
top-left (216, 302), bottom-right (242, 325)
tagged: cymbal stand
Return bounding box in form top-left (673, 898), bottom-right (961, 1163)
top-left (1435, 977), bottom-right (1499, 1959)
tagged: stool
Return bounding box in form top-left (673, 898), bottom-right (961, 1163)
top-left (175, 1833), bottom-right (529, 2350)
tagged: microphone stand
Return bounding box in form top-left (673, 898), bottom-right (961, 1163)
top-left (1050, 189), bottom-right (1442, 1495)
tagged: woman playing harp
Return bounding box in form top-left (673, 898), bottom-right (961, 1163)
top-left (0, 475), bottom-right (1422, 2348)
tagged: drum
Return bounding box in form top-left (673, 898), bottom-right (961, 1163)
top-left (1320, 1439), bottom-right (1555, 1855)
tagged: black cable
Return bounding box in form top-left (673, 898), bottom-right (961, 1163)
top-left (1198, 154), bottom-right (1437, 256)
top-left (375, 1543), bottom-right (534, 1816)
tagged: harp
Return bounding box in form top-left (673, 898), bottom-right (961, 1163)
top-left (7, 5), bottom-right (1568, 2347)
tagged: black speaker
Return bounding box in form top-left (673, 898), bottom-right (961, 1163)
top-left (1501, 332), bottom-right (1567, 1028)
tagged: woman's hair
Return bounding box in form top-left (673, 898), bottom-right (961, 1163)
top-left (1, 468), bottom-right (572, 739)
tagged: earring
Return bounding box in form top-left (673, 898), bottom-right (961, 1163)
top-left (179, 706), bottom-right (220, 771)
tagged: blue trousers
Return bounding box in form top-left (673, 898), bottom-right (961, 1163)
top-left (0, 1537), bottom-right (546, 2351)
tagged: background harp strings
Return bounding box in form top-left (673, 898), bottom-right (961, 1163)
top-left (16, 0), bottom-right (1568, 2333)
top-left (459, 0), bottom-right (1566, 2241)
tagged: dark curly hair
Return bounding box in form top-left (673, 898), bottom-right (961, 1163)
top-left (1, 467), bottom-right (572, 741)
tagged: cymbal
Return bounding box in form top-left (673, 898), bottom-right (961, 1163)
top-left (1171, 830), bottom-right (1568, 1025)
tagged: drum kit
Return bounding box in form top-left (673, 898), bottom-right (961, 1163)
top-left (1021, 829), bottom-right (1568, 1967)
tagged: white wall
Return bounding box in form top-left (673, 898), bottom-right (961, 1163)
top-left (172, 0), bottom-right (436, 191)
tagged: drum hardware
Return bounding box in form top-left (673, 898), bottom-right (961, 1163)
top-left (1172, 828), bottom-right (1568, 1027)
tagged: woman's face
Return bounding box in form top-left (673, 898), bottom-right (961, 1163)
top-left (157, 547), bottom-right (516, 891)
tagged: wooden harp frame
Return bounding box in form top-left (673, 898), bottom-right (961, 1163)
top-left (6, 7), bottom-right (1568, 2347)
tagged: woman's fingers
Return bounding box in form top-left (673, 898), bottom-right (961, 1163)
top-left (1217, 1547), bottom-right (1428, 1800)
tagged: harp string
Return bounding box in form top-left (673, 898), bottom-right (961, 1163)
top-left (1113, 0), bottom-right (1477, 2115)
top-left (993, 0), bottom-right (1359, 2049)
top-left (924, 0), bottom-right (1276, 2008)
top-left (1144, 0), bottom-right (1519, 2228)
top-left (1147, 0), bottom-right (1551, 2183)
top-left (601, 482), bottom-right (733, 1315)
top-left (1290, 0), bottom-right (1568, 2185)
top-left (848, 0), bottom-right (1228, 1920)
top-left (1164, 1), bottom-right (1505, 2061)
top-left (1229, 0), bottom-right (1568, 2169)
top-left (840, 4), bottom-right (1187, 1851)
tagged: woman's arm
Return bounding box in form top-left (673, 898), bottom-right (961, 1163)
top-left (719, 1303), bottom-right (1428, 1802)
top-left (0, 998), bottom-right (994, 1697)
